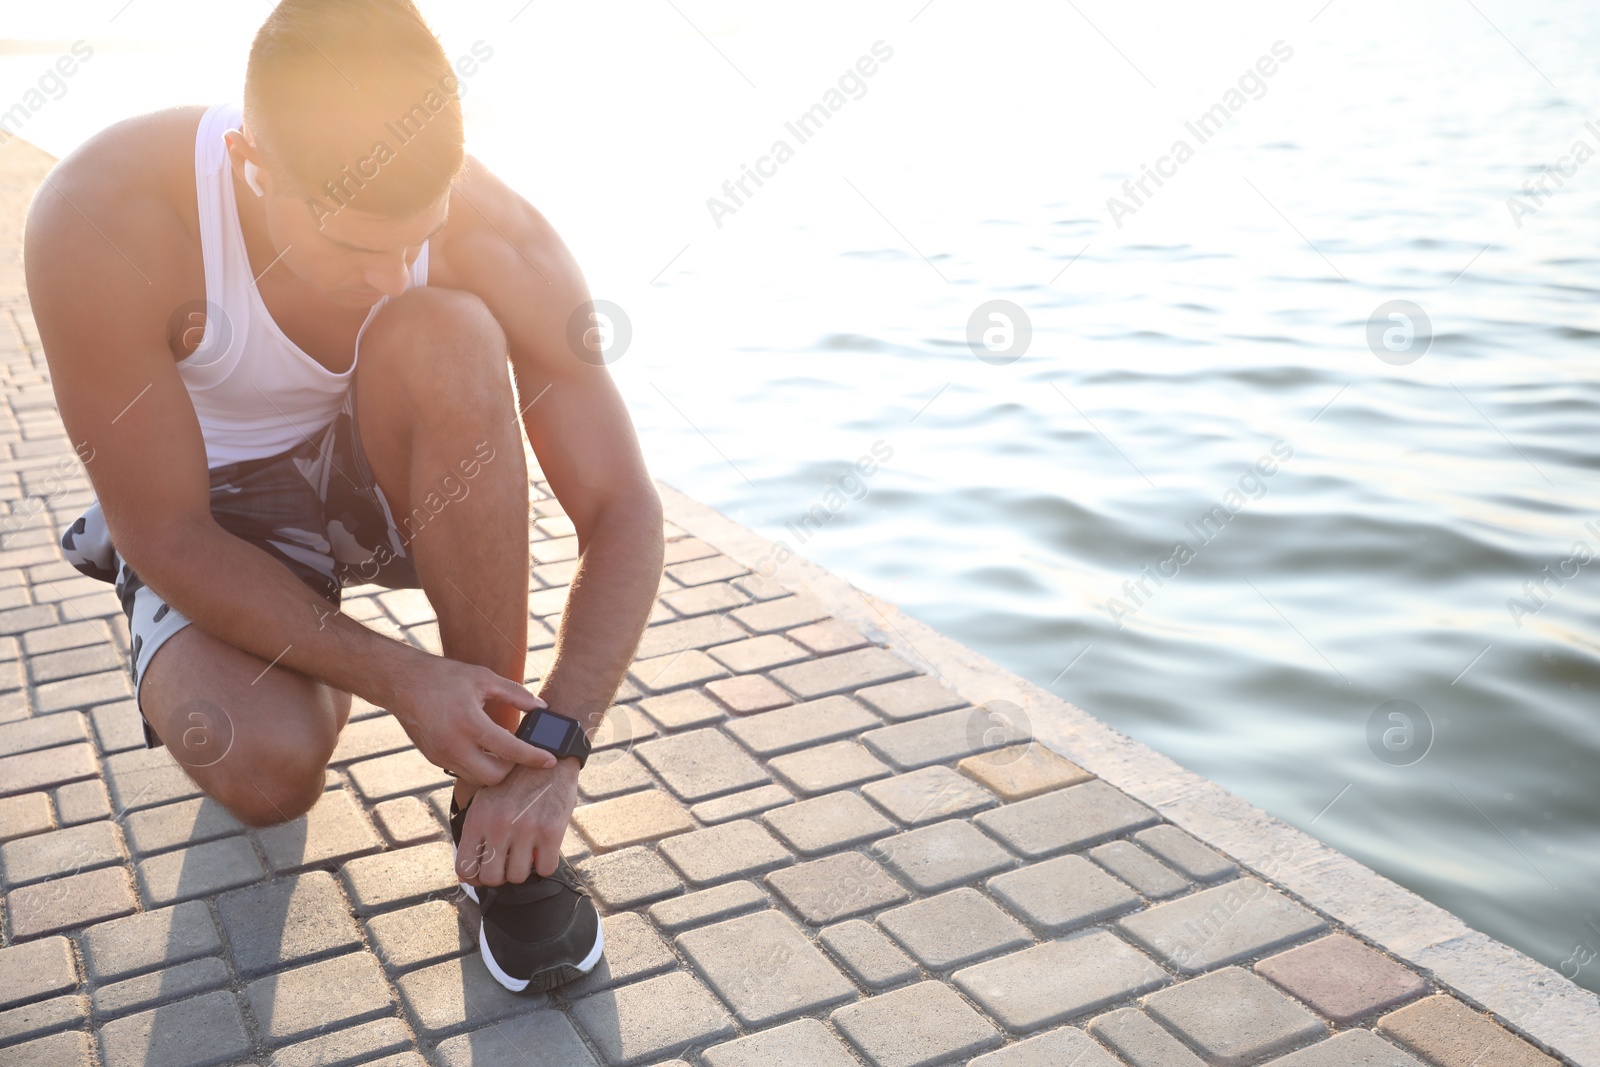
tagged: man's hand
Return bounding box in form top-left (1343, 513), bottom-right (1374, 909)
top-left (457, 757), bottom-right (579, 884)
top-left (383, 656), bottom-right (557, 787)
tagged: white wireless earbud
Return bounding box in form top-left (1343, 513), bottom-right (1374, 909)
top-left (243, 159), bottom-right (265, 198)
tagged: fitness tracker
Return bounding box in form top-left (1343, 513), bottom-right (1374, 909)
top-left (515, 708), bottom-right (592, 769)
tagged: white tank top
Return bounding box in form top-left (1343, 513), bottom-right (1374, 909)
top-left (183, 102), bottom-right (429, 468)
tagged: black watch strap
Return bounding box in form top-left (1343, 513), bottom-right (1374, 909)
top-left (514, 709), bottom-right (592, 769)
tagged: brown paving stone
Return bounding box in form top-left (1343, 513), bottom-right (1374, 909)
top-left (565, 911), bottom-right (677, 996)
top-left (1145, 967), bottom-right (1329, 1066)
top-left (0, 792), bottom-right (53, 843)
top-left (667, 555), bottom-right (747, 587)
top-left (1089, 1007), bottom-right (1208, 1067)
top-left (706, 634), bottom-right (810, 673)
top-left (572, 789), bottom-right (695, 851)
top-left (818, 919), bottom-right (920, 990)
top-left (862, 765), bottom-right (997, 826)
top-left (872, 818), bottom-right (1016, 893)
top-left (761, 791), bottom-right (895, 856)
top-left (786, 618), bottom-right (870, 655)
top-left (690, 783), bottom-right (794, 825)
top-left (958, 741), bottom-right (1095, 799)
top-left (660, 580), bottom-right (747, 618)
top-left (863, 706), bottom-right (1036, 771)
top-left (970, 1027), bottom-right (1124, 1067)
top-left (953, 930), bottom-right (1169, 1033)
top-left (988, 854), bottom-right (1141, 934)
top-left (256, 789), bottom-right (383, 873)
top-left (975, 779), bottom-right (1158, 859)
top-left (0, 935), bottom-right (78, 1010)
top-left (766, 851), bottom-right (909, 926)
top-left (633, 728), bottom-right (769, 802)
top-left (576, 750), bottom-right (655, 802)
top-left (704, 673), bottom-right (793, 714)
top-left (723, 695), bottom-right (880, 757)
top-left (97, 989), bottom-right (251, 1067)
top-left (635, 614), bottom-right (748, 660)
top-left (832, 980), bottom-right (1002, 1067)
top-left (637, 688), bottom-right (729, 730)
top-left (768, 740), bottom-right (892, 796)
top-left (730, 596), bottom-right (828, 634)
top-left (649, 880), bottom-right (768, 932)
top-left (676, 909), bottom-right (857, 1026)
top-left (53, 778), bottom-right (109, 825)
top-left (0, 710), bottom-right (87, 757)
top-left (770, 646), bottom-right (916, 700)
top-left (630, 649), bottom-right (730, 693)
top-left (1377, 994), bottom-right (1560, 1067)
top-left (8, 863), bottom-right (136, 938)
top-left (658, 819), bottom-right (792, 886)
top-left (1256, 934), bottom-right (1429, 1025)
top-left (0, 741), bottom-right (97, 798)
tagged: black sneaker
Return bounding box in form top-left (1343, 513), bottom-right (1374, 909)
top-left (449, 794), bottom-right (604, 993)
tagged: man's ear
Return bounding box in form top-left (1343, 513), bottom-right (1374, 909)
top-left (221, 128), bottom-right (267, 198)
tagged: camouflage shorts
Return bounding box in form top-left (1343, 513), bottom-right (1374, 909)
top-left (61, 387), bottom-right (419, 748)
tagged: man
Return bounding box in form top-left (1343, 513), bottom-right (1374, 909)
top-left (23, 0), bottom-right (663, 993)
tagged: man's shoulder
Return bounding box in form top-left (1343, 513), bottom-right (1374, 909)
top-left (431, 155), bottom-right (585, 308)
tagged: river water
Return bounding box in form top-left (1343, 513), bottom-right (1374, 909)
top-left (6, 0), bottom-right (1600, 992)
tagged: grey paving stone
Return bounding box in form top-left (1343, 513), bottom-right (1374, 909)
top-left (952, 929), bottom-right (1169, 1032)
top-left (80, 900), bottom-right (221, 983)
top-left (761, 791), bottom-right (895, 856)
top-left (636, 689), bottom-right (727, 731)
top-left (328, 714), bottom-right (411, 765)
top-left (53, 778), bottom-right (109, 825)
top-left (854, 677), bottom-right (967, 722)
top-left (0, 791), bottom-right (53, 843)
top-left (1118, 877), bottom-right (1329, 974)
top-left (395, 955), bottom-right (549, 1039)
top-left (1144, 967), bottom-right (1328, 1066)
top-left (1, 818), bottom-right (122, 886)
top-left (218, 870), bottom-right (362, 978)
top-left (690, 783), bottom-right (793, 825)
top-left (633, 728), bottom-right (769, 802)
top-left (570, 971), bottom-right (736, 1067)
top-left (257, 789), bottom-right (383, 873)
top-left (974, 780), bottom-right (1159, 859)
top-left (102, 746), bottom-right (201, 812)
top-left (97, 989), bottom-right (252, 1067)
top-left (768, 741), bottom-right (892, 797)
top-left (340, 841), bottom-right (455, 914)
top-left (566, 912), bottom-right (677, 996)
top-left (765, 851), bottom-right (909, 926)
top-left (573, 789), bottom-right (696, 851)
top-left (137, 832), bottom-right (264, 908)
top-left (730, 596), bottom-right (829, 634)
top-left (576, 751), bottom-right (656, 802)
top-left (1262, 1030), bottom-right (1426, 1066)
top-left (89, 701), bottom-right (146, 755)
top-left (28, 645), bottom-right (123, 685)
top-left (0, 741), bottom-right (98, 798)
top-left (366, 899), bottom-right (473, 974)
top-left (676, 909), bottom-right (856, 1027)
top-left (0, 709), bottom-right (86, 757)
top-left (248, 951), bottom-right (394, 1047)
top-left (1089, 840), bottom-right (1190, 900)
top-left (1135, 825), bottom-right (1239, 883)
top-left (658, 819), bottom-right (792, 887)
top-left (860, 706), bottom-right (1031, 771)
top-left (649, 880), bottom-right (768, 932)
top-left (267, 1018), bottom-right (414, 1067)
top-left (703, 1017), bottom-right (862, 1067)
top-left (862, 765), bottom-right (997, 826)
top-left (34, 670), bottom-right (130, 713)
top-left (634, 614), bottom-right (748, 660)
top-left (872, 818), bottom-right (1015, 893)
top-left (877, 887), bottom-right (1033, 970)
top-left (8, 864), bottom-right (137, 938)
top-left (434, 1007), bottom-right (600, 1067)
top-left (1088, 1007), bottom-right (1210, 1067)
top-left (0, 936), bottom-right (77, 1010)
top-left (770, 647), bottom-right (916, 700)
top-left (6, 1030), bottom-right (91, 1067)
top-left (832, 980), bottom-right (1003, 1067)
top-left (122, 798), bottom-right (246, 858)
top-left (90, 956), bottom-right (229, 1019)
top-left (0, 992), bottom-right (83, 1043)
top-left (706, 674), bottom-right (794, 714)
top-left (575, 846), bottom-right (684, 910)
top-left (371, 796), bottom-right (441, 846)
top-left (988, 854), bottom-right (1142, 934)
top-left (818, 919), bottom-right (920, 990)
top-left (347, 749), bottom-right (453, 801)
top-left (722, 695), bottom-right (880, 757)
top-left (22, 620), bottom-right (107, 656)
top-left (970, 1027), bottom-right (1124, 1067)
top-left (705, 634), bottom-right (810, 673)
top-left (629, 649), bottom-right (729, 693)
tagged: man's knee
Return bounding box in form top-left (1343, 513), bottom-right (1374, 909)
top-left (364, 288), bottom-right (511, 393)
top-left (208, 739), bottom-right (329, 828)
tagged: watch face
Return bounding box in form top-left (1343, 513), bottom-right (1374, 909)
top-left (528, 712), bottom-right (570, 749)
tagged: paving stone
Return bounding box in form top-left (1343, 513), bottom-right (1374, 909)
top-left (818, 918), bottom-right (920, 990)
top-left (1089, 840), bottom-right (1190, 900)
top-left (704, 674), bottom-right (792, 714)
top-left (970, 1027), bottom-right (1124, 1067)
top-left (6, 1030), bottom-right (91, 1067)
top-left (257, 789), bottom-right (383, 873)
top-left (570, 970), bottom-right (735, 1066)
top-left (89, 701), bottom-right (146, 755)
top-left (366, 899), bottom-right (472, 974)
top-left (53, 778), bottom-right (109, 825)
top-left (34, 670), bottom-right (130, 713)
top-left (1118, 877), bottom-right (1329, 974)
top-left (660, 580), bottom-right (747, 618)
top-left (768, 740), bottom-right (892, 796)
top-left (666, 556), bottom-right (747, 587)
top-left (97, 989), bottom-right (252, 1067)
top-left (248, 951), bottom-right (394, 1046)
top-left (1135, 825), bottom-right (1238, 883)
top-left (396, 954), bottom-right (552, 1039)
top-left (853, 678), bottom-right (965, 722)
top-left (91, 955), bottom-right (230, 1019)
top-left (649, 880), bottom-right (768, 932)
top-left (629, 649), bottom-right (730, 693)
top-left (723, 695), bottom-right (880, 757)
top-left (1145, 967), bottom-right (1328, 1066)
top-left (0, 741), bottom-right (97, 797)
top-left (878, 887), bottom-right (1033, 971)
top-left (573, 789), bottom-right (696, 851)
top-left (730, 596), bottom-right (828, 634)
top-left (1263, 1030), bottom-right (1427, 1066)
top-left (0, 791), bottom-right (52, 843)
top-left (832, 980), bottom-right (1003, 1067)
top-left (340, 841), bottom-right (456, 914)
top-left (576, 846), bottom-right (684, 910)
top-left (329, 715), bottom-right (411, 765)
top-left (566, 912), bottom-right (676, 996)
top-left (636, 689), bottom-right (728, 730)
top-left (0, 709), bottom-right (86, 756)
top-left (81, 900), bottom-right (221, 982)
top-left (635, 615), bottom-right (750, 661)
top-left (376, 587), bottom-right (436, 626)
top-left (1089, 1007), bottom-right (1208, 1067)
top-left (102, 746), bottom-right (201, 812)
top-left (123, 797), bottom-right (244, 856)
top-left (706, 634), bottom-right (810, 674)
top-left (691, 783), bottom-right (793, 825)
top-left (1378, 993), bottom-right (1560, 1067)
top-left (218, 870), bottom-right (362, 977)
top-left (761, 791), bottom-right (895, 855)
top-left (862, 705), bottom-right (1033, 771)
top-left (703, 1017), bottom-right (862, 1067)
top-left (1, 819), bottom-right (123, 885)
top-left (577, 751), bottom-right (656, 802)
top-left (862, 765), bottom-right (997, 826)
top-left (27, 644), bottom-right (123, 685)
top-left (372, 796), bottom-right (441, 846)
top-left (347, 749), bottom-right (453, 801)
top-left (658, 819), bottom-right (792, 887)
top-left (770, 647), bottom-right (915, 700)
top-left (0, 936), bottom-right (77, 1010)
top-left (137, 836), bottom-right (265, 907)
top-left (975, 780), bottom-right (1158, 859)
top-left (765, 851), bottom-right (909, 926)
top-left (1255, 934), bottom-right (1429, 1025)
top-left (433, 1007), bottom-right (600, 1067)
top-left (989, 854), bottom-right (1141, 934)
top-left (0, 991), bottom-right (84, 1043)
top-left (953, 929), bottom-right (1169, 1032)
top-left (958, 742), bottom-right (1094, 800)
top-left (9, 863), bottom-right (137, 937)
top-left (633, 728), bottom-right (769, 802)
top-left (677, 909), bottom-right (856, 1026)
top-left (872, 818), bottom-right (1015, 893)
top-left (268, 1017), bottom-right (414, 1067)
top-left (22, 620), bottom-right (107, 656)
top-left (787, 618), bottom-right (871, 655)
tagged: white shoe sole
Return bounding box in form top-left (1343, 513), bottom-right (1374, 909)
top-left (461, 882), bottom-right (605, 992)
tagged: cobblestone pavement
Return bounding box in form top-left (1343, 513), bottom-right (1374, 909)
top-left (0, 137), bottom-right (1575, 1066)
